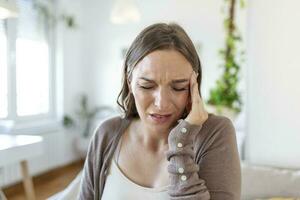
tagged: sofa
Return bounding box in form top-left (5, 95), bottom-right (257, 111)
top-left (241, 162), bottom-right (300, 199)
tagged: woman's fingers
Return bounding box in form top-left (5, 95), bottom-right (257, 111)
top-left (190, 72), bottom-right (200, 110)
top-left (185, 71), bottom-right (208, 125)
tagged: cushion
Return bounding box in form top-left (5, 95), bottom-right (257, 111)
top-left (241, 162), bottom-right (300, 200)
top-left (255, 198), bottom-right (300, 200)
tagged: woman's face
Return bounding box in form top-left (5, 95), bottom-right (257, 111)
top-left (128, 49), bottom-right (194, 131)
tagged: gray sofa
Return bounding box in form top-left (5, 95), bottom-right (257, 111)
top-left (241, 162), bottom-right (300, 199)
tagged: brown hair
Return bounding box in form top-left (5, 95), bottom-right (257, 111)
top-left (117, 22), bottom-right (202, 119)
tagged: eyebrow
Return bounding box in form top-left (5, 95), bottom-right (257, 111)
top-left (139, 77), bottom-right (189, 84)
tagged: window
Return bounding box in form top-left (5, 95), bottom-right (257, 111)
top-left (0, 0), bottom-right (56, 127)
top-left (16, 0), bottom-right (50, 117)
top-left (0, 20), bottom-right (8, 118)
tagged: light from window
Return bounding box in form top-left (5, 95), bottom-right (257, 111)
top-left (0, 20), bottom-right (8, 118)
top-left (16, 38), bottom-right (49, 116)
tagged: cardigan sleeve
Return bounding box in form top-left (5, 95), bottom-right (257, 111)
top-left (78, 132), bottom-right (97, 200)
top-left (166, 118), bottom-right (241, 200)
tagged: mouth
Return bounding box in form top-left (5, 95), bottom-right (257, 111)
top-left (149, 113), bottom-right (172, 123)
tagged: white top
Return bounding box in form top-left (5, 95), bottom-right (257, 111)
top-left (101, 135), bottom-right (169, 200)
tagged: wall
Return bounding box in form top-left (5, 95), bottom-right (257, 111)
top-left (58, 0), bottom-right (88, 116)
top-left (245, 0), bottom-right (300, 168)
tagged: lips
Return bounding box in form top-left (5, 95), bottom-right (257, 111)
top-left (149, 113), bottom-right (172, 123)
top-left (150, 113), bottom-right (171, 117)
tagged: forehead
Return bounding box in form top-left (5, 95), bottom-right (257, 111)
top-left (133, 49), bottom-right (193, 80)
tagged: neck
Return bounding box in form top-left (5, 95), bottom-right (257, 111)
top-left (130, 118), bottom-right (170, 153)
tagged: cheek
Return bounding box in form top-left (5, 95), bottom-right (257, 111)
top-left (132, 89), bottom-right (150, 107)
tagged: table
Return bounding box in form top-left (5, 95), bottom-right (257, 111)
top-left (0, 134), bottom-right (44, 200)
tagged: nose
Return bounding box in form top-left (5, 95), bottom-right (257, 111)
top-left (153, 88), bottom-right (171, 110)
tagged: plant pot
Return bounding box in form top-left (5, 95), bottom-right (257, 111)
top-left (205, 104), bottom-right (238, 122)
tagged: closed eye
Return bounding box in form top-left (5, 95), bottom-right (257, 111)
top-left (139, 86), bottom-right (152, 89)
top-left (173, 88), bottom-right (188, 91)
top-left (139, 86), bottom-right (188, 92)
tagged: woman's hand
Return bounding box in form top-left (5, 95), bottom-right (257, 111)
top-left (167, 71), bottom-right (207, 151)
top-left (184, 71), bottom-right (208, 126)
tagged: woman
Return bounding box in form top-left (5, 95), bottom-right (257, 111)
top-left (79, 23), bottom-right (241, 200)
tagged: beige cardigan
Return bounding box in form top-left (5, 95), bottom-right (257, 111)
top-left (78, 113), bottom-right (241, 200)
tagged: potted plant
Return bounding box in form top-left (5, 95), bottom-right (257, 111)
top-left (63, 94), bottom-right (117, 157)
top-left (63, 94), bottom-right (99, 136)
top-left (63, 94), bottom-right (99, 157)
top-left (206, 0), bottom-right (245, 121)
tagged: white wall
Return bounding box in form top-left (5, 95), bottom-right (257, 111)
top-left (57, 0), bottom-right (88, 116)
top-left (245, 0), bottom-right (300, 168)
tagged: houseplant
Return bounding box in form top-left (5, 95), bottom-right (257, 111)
top-left (206, 0), bottom-right (245, 121)
top-left (63, 94), bottom-right (102, 138)
top-left (63, 94), bottom-right (117, 157)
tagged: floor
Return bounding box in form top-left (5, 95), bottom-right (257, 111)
top-left (3, 160), bottom-right (84, 200)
